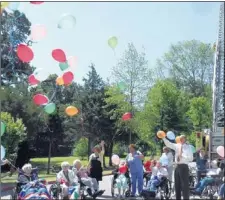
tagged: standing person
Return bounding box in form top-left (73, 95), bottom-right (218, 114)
top-left (126, 144), bottom-right (144, 197)
top-left (196, 148), bottom-right (208, 183)
top-left (162, 135), bottom-right (193, 200)
top-left (88, 141), bottom-right (105, 186)
top-left (162, 147), bottom-right (174, 182)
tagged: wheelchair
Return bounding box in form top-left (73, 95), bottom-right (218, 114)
top-left (49, 182), bottom-right (62, 199)
top-left (111, 169), bottom-right (131, 197)
top-left (143, 171), bottom-right (152, 187)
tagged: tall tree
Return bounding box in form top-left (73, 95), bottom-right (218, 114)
top-left (1, 10), bottom-right (33, 85)
top-left (111, 43), bottom-right (153, 106)
top-left (155, 40), bottom-right (214, 97)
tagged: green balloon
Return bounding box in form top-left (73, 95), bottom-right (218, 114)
top-left (44, 103), bottom-right (56, 114)
top-left (117, 82), bottom-right (126, 91)
top-left (59, 62), bottom-right (69, 71)
top-left (1, 121), bottom-right (6, 136)
top-left (108, 36), bottom-right (118, 49)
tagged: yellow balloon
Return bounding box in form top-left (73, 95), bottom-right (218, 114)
top-left (65, 106), bottom-right (79, 117)
top-left (1, 2), bottom-right (9, 9)
top-left (176, 136), bottom-right (181, 144)
top-left (56, 77), bottom-right (64, 86)
top-left (157, 131), bottom-right (166, 139)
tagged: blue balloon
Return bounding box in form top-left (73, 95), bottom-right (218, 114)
top-left (8, 2), bottom-right (20, 10)
top-left (167, 131), bottom-right (175, 140)
top-left (1, 145), bottom-right (6, 160)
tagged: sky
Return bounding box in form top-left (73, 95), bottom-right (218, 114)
top-left (15, 1), bottom-right (221, 84)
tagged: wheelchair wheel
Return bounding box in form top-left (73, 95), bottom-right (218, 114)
top-left (49, 183), bottom-right (61, 199)
top-left (160, 180), bottom-right (172, 200)
top-left (111, 176), bottom-right (116, 197)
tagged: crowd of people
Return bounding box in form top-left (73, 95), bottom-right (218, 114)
top-left (1, 137), bottom-right (225, 200)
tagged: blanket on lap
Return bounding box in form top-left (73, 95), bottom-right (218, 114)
top-left (19, 181), bottom-right (51, 200)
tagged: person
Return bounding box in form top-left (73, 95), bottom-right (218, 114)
top-left (146, 161), bottom-right (168, 193)
top-left (196, 148), bottom-right (208, 183)
top-left (191, 160), bottom-right (222, 195)
top-left (88, 141), bottom-right (105, 185)
top-left (126, 144), bottom-right (144, 197)
top-left (218, 182), bottom-right (224, 200)
top-left (162, 147), bottom-right (174, 182)
top-left (143, 157), bottom-right (152, 173)
top-left (18, 163), bottom-right (38, 185)
top-left (57, 161), bottom-right (79, 199)
top-left (72, 159), bottom-right (104, 198)
top-left (150, 160), bottom-right (158, 177)
top-left (115, 159), bottom-right (129, 198)
top-left (162, 135), bottom-right (193, 200)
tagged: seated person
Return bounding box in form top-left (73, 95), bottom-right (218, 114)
top-left (72, 159), bottom-right (104, 198)
top-left (115, 160), bottom-right (129, 198)
top-left (191, 160), bottom-right (222, 195)
top-left (144, 158), bottom-right (152, 173)
top-left (149, 160), bottom-right (158, 178)
top-left (145, 161), bottom-right (168, 193)
top-left (18, 163), bottom-right (38, 185)
top-left (57, 161), bottom-right (79, 199)
top-left (196, 148), bottom-right (208, 183)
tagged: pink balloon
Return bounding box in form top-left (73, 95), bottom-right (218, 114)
top-left (216, 146), bottom-right (224, 158)
top-left (28, 74), bottom-right (39, 85)
top-left (31, 24), bottom-right (47, 41)
top-left (111, 154), bottom-right (120, 165)
top-left (33, 94), bottom-right (49, 106)
top-left (68, 56), bottom-right (77, 68)
top-left (62, 71), bottom-right (74, 85)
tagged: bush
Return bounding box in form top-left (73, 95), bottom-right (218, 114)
top-left (113, 142), bottom-right (127, 157)
top-left (73, 137), bottom-right (88, 160)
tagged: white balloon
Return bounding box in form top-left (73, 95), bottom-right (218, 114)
top-left (111, 154), bottom-right (120, 165)
top-left (58, 14), bottom-right (76, 29)
top-left (1, 145), bottom-right (6, 160)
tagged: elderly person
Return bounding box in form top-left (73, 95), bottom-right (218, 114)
top-left (57, 161), bottom-right (78, 199)
top-left (196, 148), bottom-right (208, 183)
top-left (73, 159), bottom-right (104, 197)
top-left (163, 135), bottom-right (193, 200)
top-left (162, 147), bottom-right (174, 182)
top-left (18, 163), bottom-right (37, 185)
top-left (126, 144), bottom-right (144, 197)
top-left (88, 141), bottom-right (105, 185)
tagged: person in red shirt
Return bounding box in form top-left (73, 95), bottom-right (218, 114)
top-left (144, 160), bottom-right (152, 172)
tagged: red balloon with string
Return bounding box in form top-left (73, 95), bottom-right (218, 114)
top-left (28, 74), bottom-right (39, 85)
top-left (17, 44), bottom-right (34, 62)
top-left (52, 49), bottom-right (66, 62)
top-left (62, 71), bottom-right (74, 85)
top-left (122, 112), bottom-right (132, 121)
top-left (33, 94), bottom-right (49, 106)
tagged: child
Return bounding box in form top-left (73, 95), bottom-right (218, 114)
top-left (115, 160), bottom-right (129, 199)
top-left (150, 160), bottom-right (158, 178)
top-left (73, 160), bottom-right (104, 198)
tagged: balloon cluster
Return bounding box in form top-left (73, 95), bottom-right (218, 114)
top-left (157, 130), bottom-right (196, 153)
top-left (1, 121), bottom-right (6, 160)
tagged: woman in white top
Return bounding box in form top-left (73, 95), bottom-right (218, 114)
top-left (162, 147), bottom-right (174, 181)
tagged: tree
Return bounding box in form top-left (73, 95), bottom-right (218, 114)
top-left (111, 43), bottom-right (153, 106)
top-left (1, 10), bottom-right (33, 85)
top-left (155, 40), bottom-right (214, 97)
top-left (74, 137), bottom-right (88, 160)
top-left (1, 112), bottom-right (26, 161)
top-left (187, 96), bottom-right (212, 131)
top-left (135, 79), bottom-right (191, 151)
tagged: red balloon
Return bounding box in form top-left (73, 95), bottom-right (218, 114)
top-left (17, 44), bottom-right (34, 62)
top-left (52, 49), bottom-right (66, 62)
top-left (28, 74), bottom-right (39, 85)
top-left (30, 1), bottom-right (44, 4)
top-left (62, 71), bottom-right (74, 85)
top-left (122, 112), bottom-right (132, 121)
top-left (33, 94), bottom-right (49, 106)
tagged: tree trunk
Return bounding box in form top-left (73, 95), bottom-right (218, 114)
top-left (88, 137), bottom-right (92, 159)
top-left (47, 137), bottom-right (52, 175)
top-left (108, 142), bottom-right (114, 166)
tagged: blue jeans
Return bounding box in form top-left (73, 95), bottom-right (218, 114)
top-left (131, 171), bottom-right (143, 195)
top-left (195, 177), bottom-right (214, 193)
top-left (147, 177), bottom-right (160, 192)
top-left (218, 183), bottom-right (224, 198)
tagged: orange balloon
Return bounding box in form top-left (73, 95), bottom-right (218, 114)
top-left (56, 77), bottom-right (64, 85)
top-left (157, 131), bottom-right (166, 139)
top-left (176, 136), bottom-right (181, 143)
top-left (65, 106), bottom-right (79, 116)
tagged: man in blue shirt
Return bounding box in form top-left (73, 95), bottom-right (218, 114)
top-left (196, 148), bottom-right (208, 183)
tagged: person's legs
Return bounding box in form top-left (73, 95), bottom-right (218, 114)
top-left (179, 164), bottom-right (190, 200)
top-left (197, 170), bottom-right (201, 184)
top-left (131, 173), bottom-right (137, 196)
top-left (167, 166), bottom-right (173, 182)
top-left (174, 166), bottom-right (181, 199)
top-left (91, 178), bottom-right (99, 191)
top-left (218, 183), bottom-right (225, 199)
top-left (137, 171), bottom-right (143, 194)
top-left (81, 178), bottom-right (92, 189)
top-left (61, 184), bottom-right (69, 198)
